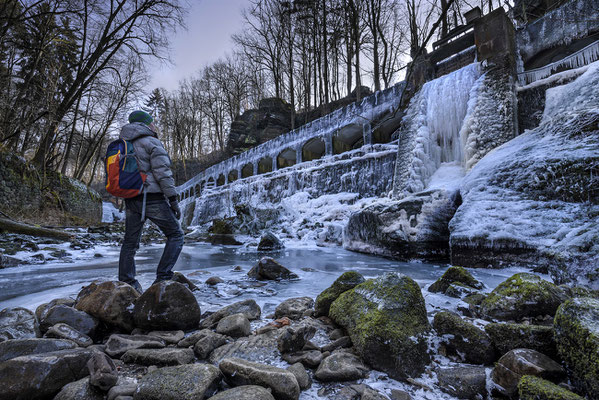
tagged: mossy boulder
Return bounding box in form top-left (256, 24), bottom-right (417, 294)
top-left (210, 219), bottom-right (233, 234)
top-left (428, 266), bottom-right (482, 294)
top-left (554, 297), bottom-right (599, 398)
top-left (314, 271), bottom-right (365, 317)
top-left (518, 375), bottom-right (583, 400)
top-left (485, 323), bottom-right (556, 358)
top-left (479, 273), bottom-right (567, 321)
top-left (433, 311), bottom-right (495, 365)
top-left (329, 272), bottom-right (430, 381)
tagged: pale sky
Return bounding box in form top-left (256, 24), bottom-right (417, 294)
top-left (147, 0), bottom-right (249, 92)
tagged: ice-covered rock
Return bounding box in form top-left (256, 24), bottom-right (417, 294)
top-left (0, 307), bottom-right (39, 341)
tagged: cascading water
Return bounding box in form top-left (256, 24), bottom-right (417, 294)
top-left (394, 63), bottom-right (482, 197)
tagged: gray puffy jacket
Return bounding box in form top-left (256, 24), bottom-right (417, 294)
top-left (119, 122), bottom-right (177, 199)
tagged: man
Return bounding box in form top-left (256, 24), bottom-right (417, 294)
top-left (118, 110), bottom-right (183, 293)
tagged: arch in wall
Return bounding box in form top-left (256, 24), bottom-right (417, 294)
top-left (194, 184), bottom-right (201, 196)
top-left (217, 174), bottom-right (226, 186)
top-left (241, 163), bottom-right (253, 178)
top-left (228, 169), bottom-right (238, 183)
top-left (302, 137), bottom-right (326, 162)
top-left (333, 124), bottom-right (364, 154)
top-left (258, 156), bottom-right (273, 174)
top-left (277, 148), bottom-right (296, 169)
top-left (206, 177), bottom-right (215, 189)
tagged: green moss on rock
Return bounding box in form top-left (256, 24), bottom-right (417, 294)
top-left (428, 266), bottom-right (482, 294)
top-left (485, 323), bottom-right (556, 358)
top-left (479, 273), bottom-right (567, 321)
top-left (314, 271), bottom-right (365, 317)
top-left (329, 272), bottom-right (430, 381)
top-left (518, 375), bottom-right (583, 400)
top-left (554, 297), bottom-right (599, 398)
top-left (433, 311), bottom-right (495, 364)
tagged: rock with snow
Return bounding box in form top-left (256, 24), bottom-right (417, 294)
top-left (121, 348), bottom-right (195, 366)
top-left (171, 271), bottom-right (199, 291)
top-left (133, 281), bottom-right (201, 331)
top-left (274, 297), bottom-right (314, 320)
top-left (314, 271), bottom-right (365, 317)
top-left (44, 323), bottom-right (93, 347)
top-left (485, 323), bottom-right (556, 358)
top-left (428, 266), bottom-right (482, 294)
top-left (0, 307), bottom-right (39, 341)
top-left (135, 364), bottom-right (221, 400)
top-left (314, 351), bottom-right (370, 382)
top-left (75, 281), bottom-right (140, 332)
top-left (104, 334), bottom-right (165, 358)
top-left (216, 313), bottom-right (251, 338)
top-left (209, 385), bottom-right (276, 400)
top-left (258, 231), bottom-right (284, 251)
top-left (436, 366), bottom-right (487, 400)
top-left (209, 329), bottom-right (280, 364)
top-left (287, 363), bottom-right (311, 390)
top-left (147, 330), bottom-right (184, 344)
top-left (248, 257), bottom-right (299, 281)
top-left (0, 338), bottom-right (77, 362)
top-left (199, 299), bottom-right (261, 329)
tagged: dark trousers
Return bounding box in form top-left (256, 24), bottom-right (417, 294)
top-left (118, 197), bottom-right (184, 286)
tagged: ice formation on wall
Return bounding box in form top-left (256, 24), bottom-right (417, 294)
top-left (393, 63), bottom-right (482, 197)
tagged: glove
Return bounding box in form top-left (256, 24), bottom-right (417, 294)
top-left (169, 198), bottom-right (181, 219)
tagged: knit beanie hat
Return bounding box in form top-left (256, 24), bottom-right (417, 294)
top-left (128, 110), bottom-right (153, 125)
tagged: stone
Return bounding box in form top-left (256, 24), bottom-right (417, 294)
top-left (209, 329), bottom-right (280, 364)
top-left (75, 281), bottom-right (140, 332)
top-left (193, 329), bottom-right (228, 359)
top-left (107, 383), bottom-right (138, 400)
top-left (491, 348), bottom-right (566, 397)
top-left (321, 336), bottom-right (352, 353)
top-left (171, 271), bottom-right (199, 291)
top-left (88, 352), bottom-right (118, 391)
top-left (147, 330), bottom-right (184, 344)
top-left (0, 307), bottom-right (39, 341)
top-left (258, 231), bottom-right (284, 251)
top-left (35, 298), bottom-right (76, 322)
top-left (216, 313), bottom-right (251, 337)
top-left (479, 273), bottom-right (567, 321)
top-left (444, 282), bottom-right (479, 298)
top-left (44, 322), bottom-right (93, 347)
top-left (428, 266), bottom-right (483, 294)
top-left (277, 325), bottom-right (316, 354)
top-left (282, 350), bottom-right (324, 368)
top-left (219, 357), bottom-right (300, 400)
top-left (329, 272), bottom-right (430, 380)
top-left (0, 348), bottom-right (95, 400)
top-left (433, 311), bottom-right (495, 365)
top-left (209, 385), bottom-right (276, 400)
top-left (53, 377), bottom-right (105, 400)
top-left (436, 366), bottom-right (487, 400)
top-left (206, 276), bottom-right (224, 285)
top-left (200, 299), bottom-right (261, 329)
top-left (40, 305), bottom-right (98, 337)
top-left (287, 362), bottom-right (311, 390)
top-left (248, 257), bottom-right (299, 281)
top-left (104, 334), bottom-right (166, 358)
top-left (274, 297), bottom-right (314, 320)
top-left (554, 297), bottom-right (599, 398)
top-left (0, 253), bottom-right (21, 268)
top-left (121, 348), bottom-right (195, 366)
top-left (485, 322), bottom-right (556, 358)
top-left (135, 364), bottom-right (222, 400)
top-left (390, 389), bottom-right (413, 400)
top-left (333, 384), bottom-right (388, 400)
top-left (133, 281), bottom-right (201, 331)
top-left (518, 375), bottom-right (584, 400)
top-left (315, 271), bottom-right (365, 317)
top-left (0, 338), bottom-right (77, 362)
top-left (315, 351), bottom-right (370, 382)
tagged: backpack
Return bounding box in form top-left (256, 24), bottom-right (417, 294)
top-left (104, 138), bottom-right (147, 198)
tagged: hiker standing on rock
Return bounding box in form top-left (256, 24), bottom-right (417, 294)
top-left (116, 110), bottom-right (183, 293)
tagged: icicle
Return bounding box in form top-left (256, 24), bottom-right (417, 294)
top-left (518, 40), bottom-right (599, 86)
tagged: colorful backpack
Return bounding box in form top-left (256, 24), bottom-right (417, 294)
top-left (104, 139), bottom-right (147, 198)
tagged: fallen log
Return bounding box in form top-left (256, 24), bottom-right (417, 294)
top-left (0, 217), bottom-right (74, 241)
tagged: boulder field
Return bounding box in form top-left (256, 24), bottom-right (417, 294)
top-left (0, 262), bottom-right (595, 400)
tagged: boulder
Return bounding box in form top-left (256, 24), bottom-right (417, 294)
top-left (193, 330), bottom-right (228, 359)
top-left (87, 352), bottom-right (118, 391)
top-left (209, 329), bottom-right (280, 364)
top-left (491, 348), bottom-right (566, 397)
top-left (219, 357), bottom-right (300, 400)
top-left (428, 266), bottom-right (483, 294)
top-left (479, 273), bottom-right (567, 321)
top-left (147, 330), bottom-right (184, 344)
top-left (329, 272), bottom-right (430, 380)
top-left (315, 271), bottom-right (365, 317)
top-left (314, 351), bottom-right (370, 382)
top-left (104, 334), bottom-right (166, 358)
top-left (334, 384), bottom-right (388, 400)
top-left (518, 375), bottom-right (583, 400)
top-left (287, 363), bottom-right (311, 390)
top-left (107, 382), bottom-right (138, 400)
top-left (0, 307), bottom-right (39, 341)
top-left (445, 282), bottom-right (479, 299)
top-left (0, 338), bottom-right (77, 362)
top-left (216, 313), bottom-right (251, 338)
top-left (274, 297), bottom-right (314, 320)
top-left (321, 336), bottom-right (352, 353)
top-left (53, 377), bottom-right (105, 400)
top-left (209, 385), bottom-right (276, 400)
top-left (133, 281), bottom-right (201, 331)
top-left (248, 257), bottom-right (299, 281)
top-left (258, 232), bottom-right (284, 251)
top-left (171, 272), bottom-right (199, 291)
top-left (0, 348), bottom-right (95, 400)
top-left (554, 297), bottom-right (599, 398)
top-left (277, 325), bottom-right (315, 354)
top-left (40, 305), bottom-right (98, 337)
top-left (436, 366), bottom-right (487, 400)
top-left (35, 298), bottom-right (76, 321)
top-left (206, 276), bottom-right (224, 285)
top-left (485, 323), bottom-right (556, 358)
top-left (433, 311), bottom-right (495, 365)
top-left (199, 299), bottom-right (261, 329)
top-left (134, 364), bottom-right (222, 400)
top-left (390, 389), bottom-right (413, 400)
top-left (44, 322), bottom-right (93, 347)
top-left (282, 350), bottom-right (324, 368)
top-left (121, 348), bottom-right (195, 366)
top-left (208, 233), bottom-right (242, 245)
top-left (75, 281), bottom-right (140, 332)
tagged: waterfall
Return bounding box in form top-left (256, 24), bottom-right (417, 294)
top-left (394, 63), bottom-right (482, 197)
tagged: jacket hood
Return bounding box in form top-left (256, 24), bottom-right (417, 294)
top-left (120, 122), bottom-right (157, 141)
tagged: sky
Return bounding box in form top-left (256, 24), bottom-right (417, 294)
top-left (146, 0), bottom-right (249, 92)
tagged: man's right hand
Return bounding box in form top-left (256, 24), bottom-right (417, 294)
top-left (169, 198), bottom-right (181, 219)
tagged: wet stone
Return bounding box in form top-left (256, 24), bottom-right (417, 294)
top-left (121, 347), bottom-right (195, 366)
top-left (44, 322), bottom-right (93, 347)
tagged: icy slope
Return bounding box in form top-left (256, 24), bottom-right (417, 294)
top-left (450, 62), bottom-right (599, 285)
